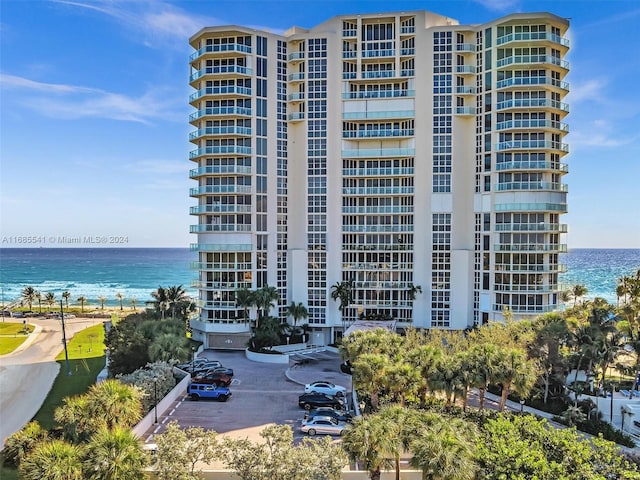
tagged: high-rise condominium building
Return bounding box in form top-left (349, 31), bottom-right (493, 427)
top-left (188, 10), bottom-right (570, 349)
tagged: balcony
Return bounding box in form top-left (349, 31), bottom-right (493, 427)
top-left (456, 43), bottom-right (475, 52)
top-left (287, 92), bottom-right (305, 102)
top-left (400, 69), bottom-right (415, 77)
top-left (494, 223), bottom-right (568, 233)
top-left (362, 49), bottom-right (395, 58)
top-left (400, 48), bottom-right (415, 56)
top-left (190, 185), bottom-right (252, 196)
top-left (189, 318), bottom-right (251, 334)
top-left (342, 167), bottom-right (414, 177)
top-left (496, 55), bottom-right (569, 70)
top-left (189, 86), bottom-right (252, 102)
top-left (190, 204), bottom-right (252, 214)
top-left (189, 145), bottom-right (252, 159)
top-left (189, 65), bottom-right (252, 82)
top-left (189, 165), bottom-right (252, 177)
top-left (455, 65), bottom-right (476, 74)
top-left (190, 243), bottom-right (253, 252)
top-left (342, 110), bottom-right (415, 120)
top-left (496, 32), bottom-right (570, 48)
top-left (341, 205), bottom-right (414, 214)
top-left (400, 26), bottom-right (415, 35)
top-left (288, 112), bottom-right (305, 121)
top-left (495, 119), bottom-right (568, 132)
top-left (494, 243), bottom-right (568, 252)
top-left (191, 261), bottom-right (252, 271)
top-left (191, 281), bottom-right (251, 290)
top-left (342, 225), bottom-right (414, 233)
top-left (456, 85), bottom-right (477, 95)
top-left (342, 129), bottom-right (414, 139)
top-left (496, 77), bottom-right (569, 91)
top-left (189, 107), bottom-right (252, 122)
top-left (494, 263), bottom-right (567, 273)
top-left (494, 284), bottom-right (558, 292)
top-left (189, 43), bottom-right (252, 61)
top-left (455, 106), bottom-right (476, 116)
top-left (343, 51), bottom-right (357, 59)
top-left (496, 181), bottom-right (568, 192)
top-left (287, 51), bottom-right (305, 61)
top-left (342, 148), bottom-right (416, 158)
top-left (342, 90), bottom-right (414, 99)
top-left (496, 98), bottom-right (569, 113)
top-left (343, 29), bottom-right (357, 37)
top-left (189, 126), bottom-right (252, 141)
top-left (495, 202), bottom-right (568, 213)
top-left (288, 72), bottom-right (305, 82)
top-left (495, 160), bottom-right (568, 173)
top-left (342, 186), bottom-right (415, 195)
top-left (190, 224), bottom-right (252, 233)
top-left (495, 140), bottom-right (569, 153)
top-left (361, 71), bottom-right (396, 79)
top-left (493, 304), bottom-right (559, 314)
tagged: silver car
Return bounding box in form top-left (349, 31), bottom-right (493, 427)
top-left (300, 416), bottom-right (347, 436)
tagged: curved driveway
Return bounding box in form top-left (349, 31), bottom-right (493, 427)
top-left (0, 316), bottom-right (103, 448)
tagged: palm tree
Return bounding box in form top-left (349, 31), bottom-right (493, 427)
top-left (149, 333), bottom-right (190, 363)
top-left (21, 286), bottom-right (36, 311)
top-left (2, 421), bottom-right (49, 468)
top-left (98, 296), bottom-right (107, 310)
top-left (235, 287), bottom-right (255, 324)
top-left (83, 427), bottom-right (146, 480)
top-left (115, 293), bottom-right (124, 311)
top-left (35, 291), bottom-right (42, 313)
top-left (166, 285), bottom-right (189, 319)
top-left (62, 291), bottom-right (71, 309)
top-left (159, 301), bottom-right (169, 320)
top-left (330, 279), bottom-right (354, 330)
top-left (130, 298), bottom-right (137, 311)
top-left (151, 286), bottom-right (169, 318)
top-left (342, 414), bottom-right (394, 480)
top-left (407, 283), bottom-right (423, 301)
top-left (287, 301), bottom-right (308, 331)
top-left (253, 285), bottom-right (279, 328)
top-left (352, 352), bottom-right (391, 410)
top-left (45, 292), bottom-right (56, 312)
top-left (571, 284), bottom-right (588, 307)
top-left (409, 417), bottom-right (477, 480)
top-left (429, 353), bottom-right (464, 409)
top-left (493, 348), bottom-right (538, 411)
top-left (18, 439), bottom-right (84, 480)
top-left (77, 296), bottom-right (87, 314)
top-left (87, 379), bottom-right (143, 431)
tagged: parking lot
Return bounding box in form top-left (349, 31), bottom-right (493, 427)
top-left (143, 349), bottom-right (353, 442)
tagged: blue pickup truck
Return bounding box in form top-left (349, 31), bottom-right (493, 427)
top-left (187, 383), bottom-right (231, 401)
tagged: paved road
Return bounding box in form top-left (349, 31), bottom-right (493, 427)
top-left (0, 316), bottom-right (104, 448)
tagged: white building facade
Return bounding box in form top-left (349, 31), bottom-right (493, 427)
top-left (188, 10), bottom-right (570, 349)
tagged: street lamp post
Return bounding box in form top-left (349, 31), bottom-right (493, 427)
top-left (520, 399), bottom-right (525, 413)
top-left (60, 300), bottom-right (71, 376)
top-left (191, 345), bottom-right (197, 375)
top-left (153, 377), bottom-right (158, 424)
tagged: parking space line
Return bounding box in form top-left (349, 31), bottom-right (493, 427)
top-left (153, 425), bottom-right (162, 434)
top-left (162, 417), bottom-right (169, 424)
top-left (169, 408), bottom-right (176, 416)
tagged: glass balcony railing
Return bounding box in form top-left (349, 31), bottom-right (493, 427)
top-left (190, 185), bottom-right (252, 195)
top-left (342, 51), bottom-right (357, 59)
top-left (342, 167), bottom-right (414, 177)
top-left (361, 70), bottom-right (396, 79)
top-left (190, 261), bottom-right (252, 270)
top-left (342, 110), bottom-right (415, 120)
top-left (496, 55), bottom-right (569, 70)
top-left (495, 119), bottom-right (568, 132)
top-left (456, 43), bottom-right (475, 52)
top-left (494, 243), bottom-right (568, 252)
top-left (189, 86), bottom-right (252, 102)
top-left (496, 32), bottom-right (570, 47)
top-left (288, 112), bottom-right (305, 121)
top-left (494, 223), bottom-right (568, 232)
top-left (494, 284), bottom-right (558, 292)
top-left (189, 145), bottom-right (252, 159)
top-left (496, 77), bottom-right (569, 91)
top-left (400, 26), bottom-right (415, 34)
top-left (341, 205), bottom-right (414, 214)
top-left (343, 29), bottom-right (357, 37)
top-left (189, 126), bottom-right (252, 140)
top-left (342, 129), bottom-right (414, 138)
top-left (495, 140), bottom-right (569, 152)
top-left (189, 65), bottom-right (252, 82)
top-left (456, 86), bottom-right (477, 95)
top-left (189, 43), bottom-right (252, 61)
top-left (494, 263), bottom-right (567, 272)
top-left (189, 107), bottom-right (252, 121)
top-left (342, 186), bottom-right (415, 195)
top-left (495, 161), bottom-right (568, 172)
top-left (496, 181), bottom-right (568, 192)
top-left (343, 72), bottom-right (357, 79)
top-left (342, 225), bottom-right (414, 233)
top-left (495, 202), bottom-right (568, 212)
top-left (190, 224), bottom-right (252, 233)
top-left (496, 98), bottom-right (569, 112)
top-left (456, 65), bottom-right (476, 74)
top-left (342, 148), bottom-right (416, 157)
top-left (190, 243), bottom-right (253, 252)
top-left (400, 48), bottom-right (415, 56)
top-left (362, 49), bottom-right (395, 58)
top-left (189, 165), bottom-right (252, 177)
top-left (287, 92), bottom-right (305, 101)
top-left (342, 90), bottom-right (414, 99)
top-left (287, 51), bottom-right (305, 61)
top-left (288, 72), bottom-right (305, 81)
top-left (455, 106), bottom-right (476, 115)
top-left (190, 204), bottom-right (252, 214)
top-left (493, 304), bottom-right (559, 313)
top-left (400, 69), bottom-right (415, 77)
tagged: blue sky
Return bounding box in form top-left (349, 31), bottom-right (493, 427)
top-left (1, 0), bottom-right (639, 248)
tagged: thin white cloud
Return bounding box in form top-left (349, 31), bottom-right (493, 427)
top-left (571, 120), bottom-right (639, 148)
top-left (581, 8), bottom-right (640, 29)
top-left (472, 0), bottom-right (521, 12)
top-left (568, 78), bottom-right (607, 104)
top-left (1, 73), bottom-right (182, 123)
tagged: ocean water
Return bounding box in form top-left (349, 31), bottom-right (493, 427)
top-left (0, 248), bottom-right (196, 306)
top-left (0, 248), bottom-right (638, 307)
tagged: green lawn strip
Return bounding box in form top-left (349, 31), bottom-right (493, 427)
top-left (0, 336), bottom-right (29, 355)
top-left (56, 323), bottom-right (106, 361)
top-left (0, 322), bottom-right (36, 355)
top-left (0, 462), bottom-right (19, 480)
top-left (0, 322), bottom-right (35, 334)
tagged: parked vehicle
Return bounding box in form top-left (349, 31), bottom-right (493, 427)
top-left (187, 383), bottom-right (231, 402)
top-left (298, 392), bottom-right (345, 410)
top-left (300, 416), bottom-right (347, 436)
top-left (191, 372), bottom-right (232, 387)
top-left (205, 366), bottom-right (234, 377)
top-left (304, 407), bottom-right (353, 423)
top-left (304, 381), bottom-right (347, 396)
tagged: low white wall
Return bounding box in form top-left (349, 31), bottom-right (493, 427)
top-left (133, 369), bottom-right (191, 438)
top-left (272, 342), bottom-right (307, 353)
top-left (245, 348), bottom-right (290, 364)
top-left (145, 469), bottom-right (423, 479)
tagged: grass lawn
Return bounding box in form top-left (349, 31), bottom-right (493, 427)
top-left (0, 322), bottom-right (35, 355)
